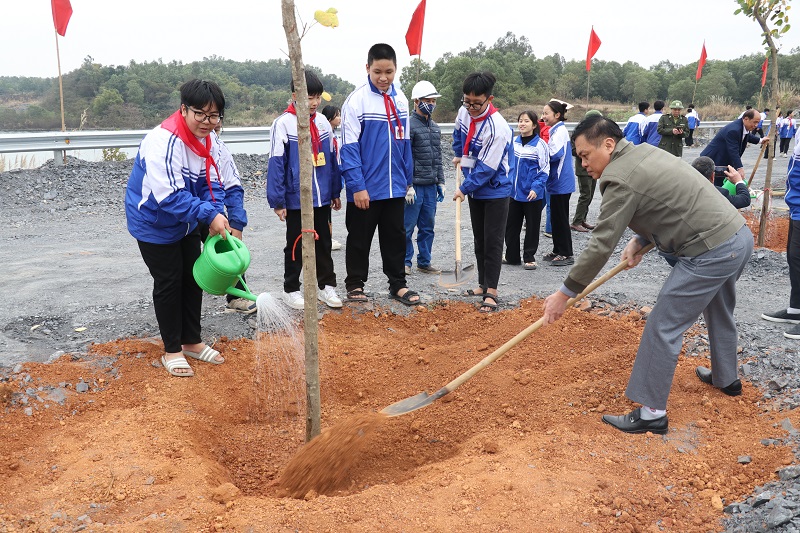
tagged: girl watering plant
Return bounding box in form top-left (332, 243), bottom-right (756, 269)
top-left (125, 79), bottom-right (231, 377)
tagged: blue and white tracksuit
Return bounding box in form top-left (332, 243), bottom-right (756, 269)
top-left (642, 111), bottom-right (663, 146)
top-left (216, 137), bottom-right (248, 231)
top-left (623, 113), bottom-right (648, 145)
top-left (266, 111), bottom-right (342, 210)
top-left (452, 106), bottom-right (512, 199)
top-left (687, 110), bottom-right (700, 130)
top-left (452, 105), bottom-right (512, 292)
top-left (125, 127), bottom-right (226, 244)
top-left (509, 135), bottom-right (549, 202)
top-left (267, 110), bottom-right (342, 294)
top-left (339, 77), bottom-right (413, 294)
top-left (545, 122), bottom-right (576, 195)
top-left (340, 78), bottom-right (412, 200)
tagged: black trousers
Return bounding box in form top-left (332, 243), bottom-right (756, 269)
top-left (468, 196), bottom-right (509, 291)
top-left (504, 198), bottom-right (543, 264)
top-left (198, 223), bottom-right (245, 303)
top-left (781, 137), bottom-right (792, 154)
top-left (789, 220), bottom-right (800, 309)
top-left (138, 230), bottom-right (203, 354)
top-left (345, 197), bottom-right (407, 294)
top-left (549, 193), bottom-right (573, 257)
top-left (284, 205), bottom-right (336, 293)
top-left (685, 128), bottom-right (695, 146)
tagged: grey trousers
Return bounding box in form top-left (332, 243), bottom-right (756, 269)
top-left (625, 226), bottom-right (753, 410)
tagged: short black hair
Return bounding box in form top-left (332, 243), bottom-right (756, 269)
top-left (367, 43), bottom-right (397, 65)
top-left (691, 156), bottom-right (715, 181)
top-left (638, 102), bottom-right (650, 113)
top-left (321, 105), bottom-right (340, 122)
top-left (746, 105), bottom-right (753, 110)
top-left (462, 72), bottom-right (496, 97)
top-left (654, 100), bottom-right (665, 111)
top-left (688, 103), bottom-right (695, 109)
top-left (545, 100), bottom-right (569, 122)
top-left (180, 79), bottom-right (225, 116)
top-left (517, 110), bottom-right (541, 138)
top-left (764, 108), bottom-right (770, 112)
top-left (572, 115), bottom-right (623, 146)
top-left (291, 70), bottom-right (324, 97)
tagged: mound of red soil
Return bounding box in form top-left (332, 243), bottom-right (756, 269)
top-left (1, 299), bottom-right (797, 532)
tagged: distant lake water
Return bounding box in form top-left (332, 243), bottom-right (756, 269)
top-left (0, 136), bottom-right (270, 171)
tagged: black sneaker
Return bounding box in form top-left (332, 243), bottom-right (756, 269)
top-left (785, 324), bottom-right (800, 340)
top-left (761, 309), bottom-right (800, 324)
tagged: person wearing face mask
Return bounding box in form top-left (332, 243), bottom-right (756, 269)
top-left (404, 80), bottom-right (445, 275)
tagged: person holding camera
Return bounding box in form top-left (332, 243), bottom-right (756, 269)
top-left (657, 100), bottom-right (689, 157)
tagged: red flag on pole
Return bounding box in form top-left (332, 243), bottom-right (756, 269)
top-left (761, 57), bottom-right (769, 87)
top-left (586, 27), bottom-right (601, 71)
top-left (696, 43), bottom-right (707, 80)
top-left (405, 0), bottom-right (426, 56)
top-left (51, 0), bottom-right (73, 37)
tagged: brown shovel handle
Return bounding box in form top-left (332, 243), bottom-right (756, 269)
top-left (747, 141), bottom-right (769, 188)
top-left (455, 164), bottom-right (463, 263)
top-left (440, 243), bottom-right (656, 394)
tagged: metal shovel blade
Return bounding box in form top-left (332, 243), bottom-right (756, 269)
top-left (380, 387), bottom-right (449, 417)
top-left (438, 262), bottom-right (475, 288)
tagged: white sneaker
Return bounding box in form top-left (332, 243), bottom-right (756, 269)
top-left (331, 239), bottom-right (342, 250)
top-left (317, 285), bottom-right (343, 308)
top-left (283, 291), bottom-right (305, 310)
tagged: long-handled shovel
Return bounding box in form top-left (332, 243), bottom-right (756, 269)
top-left (382, 244), bottom-right (655, 417)
top-left (439, 165), bottom-right (475, 288)
top-left (746, 141), bottom-right (769, 188)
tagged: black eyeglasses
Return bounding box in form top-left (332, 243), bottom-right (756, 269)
top-left (461, 98), bottom-right (489, 111)
top-left (186, 105), bottom-right (223, 124)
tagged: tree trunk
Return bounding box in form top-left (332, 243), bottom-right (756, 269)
top-left (281, 0), bottom-right (321, 441)
top-left (754, 6), bottom-right (780, 248)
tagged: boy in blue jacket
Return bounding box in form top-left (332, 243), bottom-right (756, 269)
top-left (267, 71), bottom-right (343, 310)
top-left (453, 71), bottom-right (512, 313)
top-left (339, 43), bottom-right (419, 305)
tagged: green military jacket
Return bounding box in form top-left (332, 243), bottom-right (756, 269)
top-left (657, 113), bottom-right (689, 157)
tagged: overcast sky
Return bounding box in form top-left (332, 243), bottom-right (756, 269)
top-left (3, 0), bottom-right (798, 93)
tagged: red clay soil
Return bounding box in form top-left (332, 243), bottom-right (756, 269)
top-left (745, 210), bottom-right (789, 252)
top-left (1, 295), bottom-right (798, 532)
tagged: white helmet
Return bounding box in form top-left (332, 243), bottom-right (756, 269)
top-left (411, 80), bottom-right (442, 100)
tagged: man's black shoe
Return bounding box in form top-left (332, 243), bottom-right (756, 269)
top-left (695, 366), bottom-right (742, 396)
top-left (601, 408), bottom-right (668, 435)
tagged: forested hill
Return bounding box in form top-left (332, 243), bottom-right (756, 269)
top-left (0, 55), bottom-right (355, 131)
top-left (1, 33), bottom-right (799, 131)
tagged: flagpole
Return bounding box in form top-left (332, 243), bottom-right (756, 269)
top-left (692, 78), bottom-right (698, 106)
top-left (586, 69), bottom-right (590, 109)
top-left (54, 28), bottom-right (66, 164)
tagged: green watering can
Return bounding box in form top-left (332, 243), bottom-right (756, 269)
top-left (194, 231), bottom-right (258, 302)
top-left (721, 179), bottom-right (737, 196)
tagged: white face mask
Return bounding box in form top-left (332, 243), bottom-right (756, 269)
top-left (418, 102), bottom-right (436, 116)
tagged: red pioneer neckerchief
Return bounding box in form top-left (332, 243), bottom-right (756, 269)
top-left (463, 103), bottom-right (497, 156)
top-left (285, 103), bottom-right (321, 159)
top-left (161, 110), bottom-right (220, 201)
top-left (382, 93), bottom-right (403, 139)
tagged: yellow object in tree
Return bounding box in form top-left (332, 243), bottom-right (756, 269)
top-left (314, 8), bottom-right (339, 28)
top-left (321, 91), bottom-right (332, 101)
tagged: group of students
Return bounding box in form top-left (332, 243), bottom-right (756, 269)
top-left (123, 42), bottom-right (608, 374)
top-left (622, 100), bottom-right (700, 157)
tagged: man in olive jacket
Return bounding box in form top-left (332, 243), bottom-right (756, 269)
top-left (542, 116), bottom-right (753, 436)
top-left (657, 100), bottom-right (689, 157)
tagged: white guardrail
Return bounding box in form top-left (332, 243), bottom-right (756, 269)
top-left (0, 121), bottom-right (741, 164)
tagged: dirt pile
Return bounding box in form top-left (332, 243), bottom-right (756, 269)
top-left (1, 299), bottom-right (798, 532)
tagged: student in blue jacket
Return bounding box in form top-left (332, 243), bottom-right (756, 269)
top-left (125, 79), bottom-right (231, 377)
top-left (453, 72), bottom-right (512, 313)
top-left (339, 43), bottom-right (419, 306)
top-left (541, 99), bottom-right (576, 266)
top-left (504, 110), bottom-right (548, 270)
top-left (267, 71), bottom-right (343, 310)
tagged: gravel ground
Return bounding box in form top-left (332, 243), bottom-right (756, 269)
top-left (1, 140), bottom-right (799, 531)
